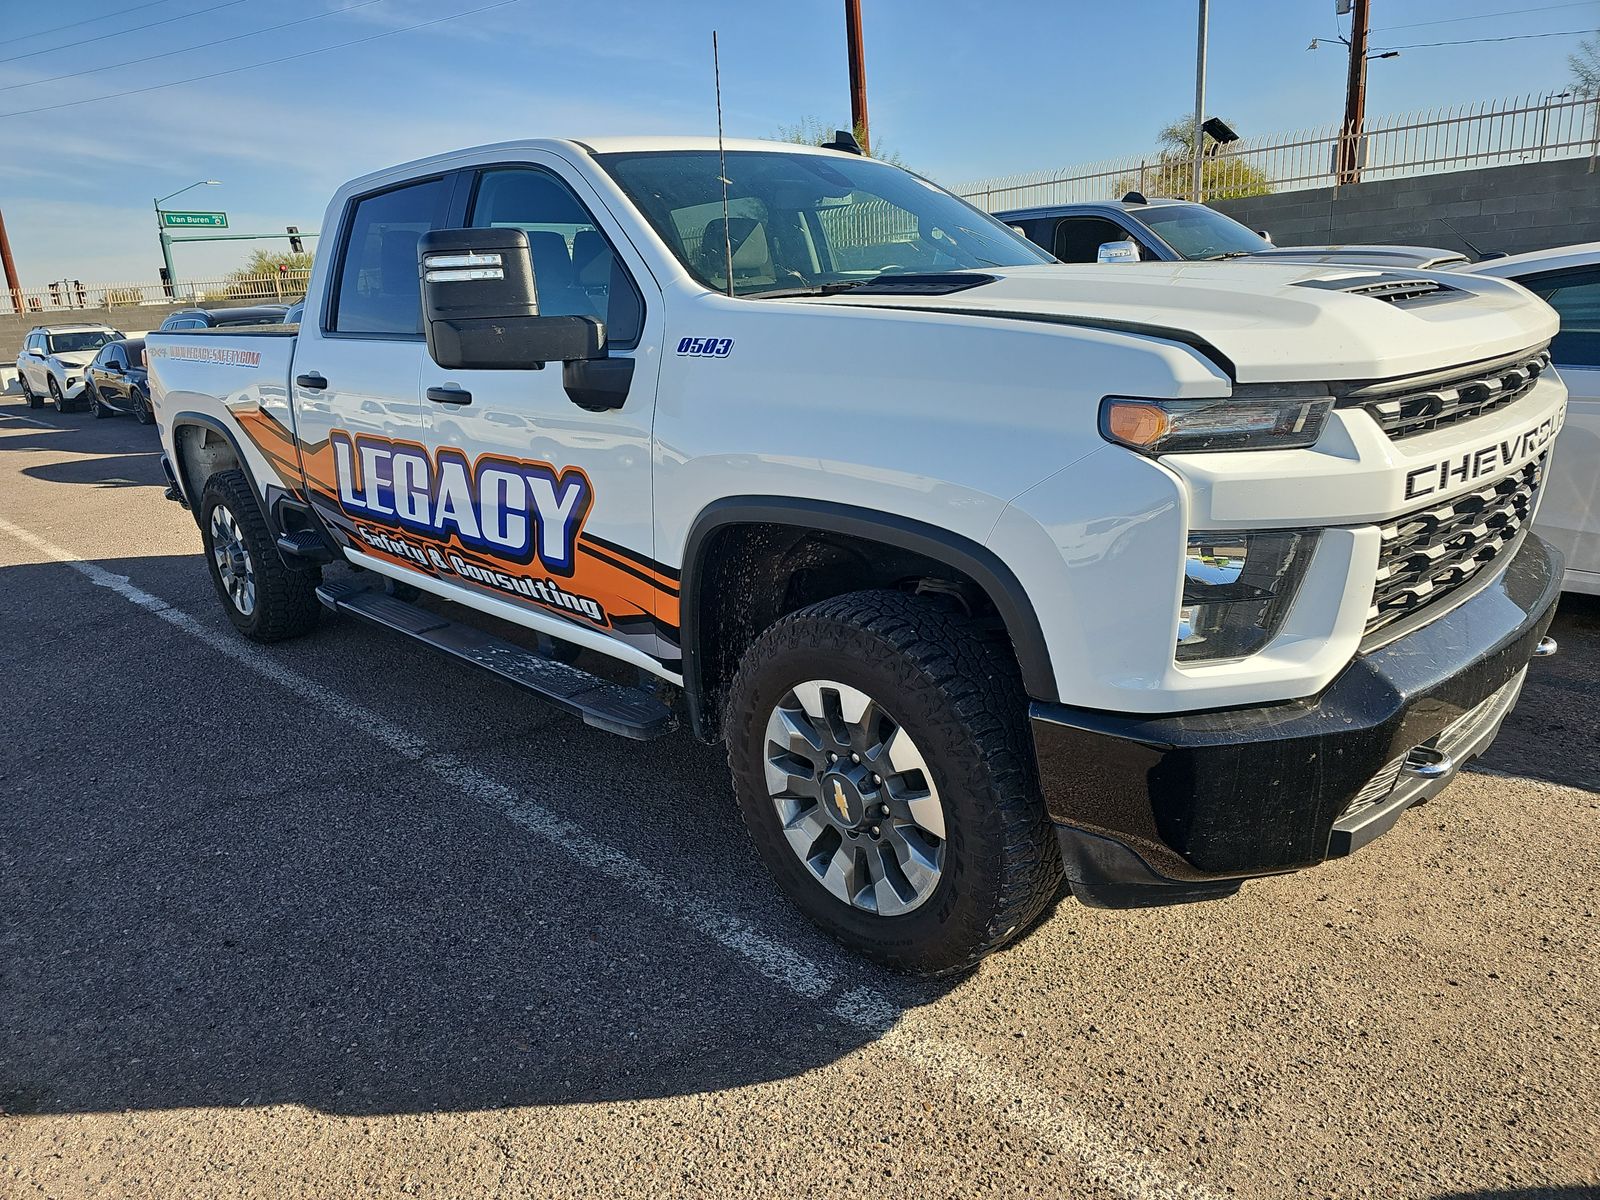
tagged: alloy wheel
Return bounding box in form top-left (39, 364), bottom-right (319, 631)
top-left (762, 680), bottom-right (947, 916)
top-left (209, 504), bottom-right (256, 616)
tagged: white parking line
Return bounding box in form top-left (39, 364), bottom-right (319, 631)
top-left (0, 409), bottom-right (59, 429)
top-left (0, 513), bottom-right (1216, 1200)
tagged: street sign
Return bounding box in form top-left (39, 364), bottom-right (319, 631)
top-left (161, 211), bottom-right (228, 228)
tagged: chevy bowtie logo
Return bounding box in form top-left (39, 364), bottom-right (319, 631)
top-left (831, 778), bottom-right (850, 821)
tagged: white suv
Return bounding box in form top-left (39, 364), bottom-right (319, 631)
top-left (16, 324), bottom-right (123, 412)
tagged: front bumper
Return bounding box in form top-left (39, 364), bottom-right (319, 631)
top-left (1031, 532), bottom-right (1562, 908)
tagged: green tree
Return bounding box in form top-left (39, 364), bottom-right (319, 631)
top-left (773, 116), bottom-right (908, 169)
top-left (218, 247), bottom-right (314, 300)
top-left (1570, 36), bottom-right (1600, 96)
top-left (1119, 117), bottom-right (1273, 201)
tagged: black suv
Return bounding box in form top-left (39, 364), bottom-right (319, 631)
top-left (157, 305), bottom-right (291, 332)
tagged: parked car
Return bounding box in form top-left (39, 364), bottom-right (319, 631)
top-left (999, 194), bottom-right (1468, 268)
top-left (149, 136), bottom-right (1563, 973)
top-left (156, 305), bottom-right (291, 332)
top-left (283, 301), bottom-right (305, 325)
top-left (1461, 242), bottom-right (1600, 594)
top-left (84, 338), bottom-right (154, 424)
top-left (14, 323), bottom-right (123, 411)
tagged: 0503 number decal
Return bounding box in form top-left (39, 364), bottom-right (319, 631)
top-left (677, 336), bottom-right (733, 357)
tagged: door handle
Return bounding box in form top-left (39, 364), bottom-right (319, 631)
top-left (295, 372), bottom-right (328, 391)
top-left (427, 385), bottom-right (472, 406)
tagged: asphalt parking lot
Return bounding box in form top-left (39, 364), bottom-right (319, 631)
top-left (0, 392), bottom-right (1596, 1200)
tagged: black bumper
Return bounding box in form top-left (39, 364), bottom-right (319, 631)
top-left (1031, 533), bottom-right (1562, 909)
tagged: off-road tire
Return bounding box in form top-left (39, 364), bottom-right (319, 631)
top-left (199, 469), bottom-right (321, 643)
top-left (725, 589), bottom-right (1062, 976)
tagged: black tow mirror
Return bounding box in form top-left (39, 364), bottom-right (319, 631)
top-left (418, 228), bottom-right (606, 370)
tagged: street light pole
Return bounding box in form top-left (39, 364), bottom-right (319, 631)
top-left (154, 179), bottom-right (220, 291)
top-left (1191, 0), bottom-right (1209, 202)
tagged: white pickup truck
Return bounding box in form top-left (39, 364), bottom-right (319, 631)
top-left (148, 136), bottom-right (1566, 974)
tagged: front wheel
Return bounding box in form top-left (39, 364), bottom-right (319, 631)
top-left (199, 470), bottom-right (321, 642)
top-left (48, 377), bottom-right (69, 413)
top-left (86, 381), bottom-right (109, 419)
top-left (131, 388), bottom-right (155, 425)
top-left (724, 590), bottom-right (1062, 976)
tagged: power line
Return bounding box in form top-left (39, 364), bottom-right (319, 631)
top-left (0, 0), bottom-right (252, 67)
top-left (6, 0), bottom-right (176, 45)
top-left (1375, 2), bottom-right (1595, 34)
top-left (1377, 27), bottom-right (1597, 50)
top-left (0, 0), bottom-right (528, 119)
top-left (0, 0), bottom-right (393, 94)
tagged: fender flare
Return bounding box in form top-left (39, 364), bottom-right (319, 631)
top-left (168, 411), bottom-right (283, 537)
top-left (678, 496), bottom-right (1059, 735)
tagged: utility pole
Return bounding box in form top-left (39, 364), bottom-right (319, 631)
top-left (0, 207), bottom-right (21, 315)
top-left (845, 0), bottom-right (870, 155)
top-left (1337, 0), bottom-right (1371, 184)
top-left (1191, 0), bottom-right (1209, 202)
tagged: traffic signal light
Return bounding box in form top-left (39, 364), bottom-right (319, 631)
top-left (287, 225), bottom-right (304, 254)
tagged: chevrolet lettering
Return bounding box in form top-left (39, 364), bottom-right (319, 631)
top-left (148, 136), bottom-right (1566, 974)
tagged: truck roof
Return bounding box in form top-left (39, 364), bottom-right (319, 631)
top-left (339, 136), bottom-right (859, 199)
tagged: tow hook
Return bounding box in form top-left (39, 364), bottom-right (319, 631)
top-left (1533, 636), bottom-right (1558, 658)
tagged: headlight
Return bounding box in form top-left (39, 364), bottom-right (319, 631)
top-left (1178, 530), bottom-right (1317, 662)
top-left (1100, 393), bottom-right (1333, 454)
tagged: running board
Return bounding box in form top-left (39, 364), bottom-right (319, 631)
top-left (315, 578), bottom-right (673, 740)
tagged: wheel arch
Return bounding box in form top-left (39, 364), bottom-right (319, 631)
top-left (170, 412), bottom-right (265, 532)
top-left (678, 496), bottom-right (1058, 741)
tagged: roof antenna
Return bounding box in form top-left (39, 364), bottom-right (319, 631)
top-left (713, 30), bottom-right (734, 298)
top-left (1435, 216), bottom-right (1487, 261)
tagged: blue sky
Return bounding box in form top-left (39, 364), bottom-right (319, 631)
top-left (0, 0), bottom-right (1592, 284)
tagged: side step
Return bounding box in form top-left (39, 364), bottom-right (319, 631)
top-left (315, 578), bottom-right (673, 740)
top-left (276, 527), bottom-right (335, 563)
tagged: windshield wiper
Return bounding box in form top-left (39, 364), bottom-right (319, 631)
top-left (754, 271), bottom-right (998, 300)
top-left (1205, 250), bottom-right (1255, 260)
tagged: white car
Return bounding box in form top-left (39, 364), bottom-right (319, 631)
top-left (146, 136), bottom-right (1564, 973)
top-left (1462, 243), bottom-right (1600, 594)
top-left (15, 323), bottom-right (124, 413)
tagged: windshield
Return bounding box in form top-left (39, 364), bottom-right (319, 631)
top-left (47, 330), bottom-right (116, 354)
top-left (596, 149), bottom-right (1053, 296)
top-left (1138, 205), bottom-right (1271, 260)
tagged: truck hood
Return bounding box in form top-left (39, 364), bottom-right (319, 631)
top-left (820, 262), bottom-right (1556, 384)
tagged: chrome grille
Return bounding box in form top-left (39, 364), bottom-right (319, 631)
top-left (1354, 350), bottom-right (1550, 440)
top-left (1367, 456), bottom-right (1543, 635)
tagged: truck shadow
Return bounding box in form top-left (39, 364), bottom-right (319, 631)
top-left (0, 556), bottom-right (956, 1118)
top-left (22, 450), bottom-right (163, 489)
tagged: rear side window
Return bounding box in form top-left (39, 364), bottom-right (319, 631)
top-left (333, 176), bottom-right (447, 336)
top-left (1520, 264), bottom-right (1600, 369)
top-left (468, 167), bottom-right (644, 348)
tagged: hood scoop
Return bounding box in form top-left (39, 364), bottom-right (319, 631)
top-left (1294, 272), bottom-right (1458, 306)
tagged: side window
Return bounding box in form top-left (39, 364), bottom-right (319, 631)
top-left (333, 176), bottom-right (447, 336)
top-left (468, 167), bottom-right (644, 349)
top-left (1522, 265), bottom-right (1600, 369)
top-left (1053, 217), bottom-right (1136, 263)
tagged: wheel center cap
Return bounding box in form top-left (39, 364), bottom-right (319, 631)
top-left (820, 769), bottom-right (868, 828)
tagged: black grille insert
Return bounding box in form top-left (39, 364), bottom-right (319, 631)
top-left (1351, 349), bottom-right (1550, 440)
top-left (1368, 456), bottom-right (1544, 635)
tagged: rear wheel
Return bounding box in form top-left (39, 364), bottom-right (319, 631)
top-left (19, 371), bottom-right (41, 409)
top-left (199, 470), bottom-right (321, 642)
top-left (724, 590), bottom-right (1062, 976)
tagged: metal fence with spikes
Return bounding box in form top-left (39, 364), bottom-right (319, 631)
top-left (954, 93), bottom-right (1600, 213)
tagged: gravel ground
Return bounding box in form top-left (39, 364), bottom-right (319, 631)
top-left (0, 394), bottom-right (1595, 1200)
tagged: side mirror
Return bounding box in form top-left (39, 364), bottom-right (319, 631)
top-left (1097, 239), bottom-right (1141, 264)
top-left (107, 362), bottom-right (124, 374)
top-left (1257, 229), bottom-right (1273, 244)
top-left (418, 228), bottom-right (606, 370)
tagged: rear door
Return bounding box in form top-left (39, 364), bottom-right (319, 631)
top-left (289, 173), bottom-right (456, 566)
top-left (416, 156), bottom-right (673, 670)
top-left (1522, 263), bottom-right (1600, 586)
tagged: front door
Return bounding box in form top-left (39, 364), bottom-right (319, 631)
top-left (415, 158), bottom-right (672, 673)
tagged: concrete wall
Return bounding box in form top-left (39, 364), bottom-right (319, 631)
top-left (1213, 157), bottom-right (1600, 259)
top-left (0, 298), bottom-right (278, 362)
